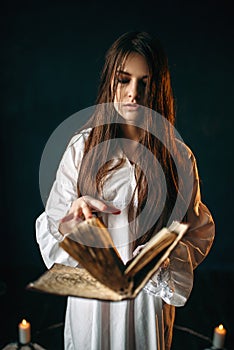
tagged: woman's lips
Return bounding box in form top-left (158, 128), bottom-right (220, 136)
top-left (123, 103), bottom-right (140, 111)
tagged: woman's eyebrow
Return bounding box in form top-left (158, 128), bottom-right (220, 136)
top-left (116, 70), bottom-right (148, 78)
top-left (117, 70), bottom-right (131, 76)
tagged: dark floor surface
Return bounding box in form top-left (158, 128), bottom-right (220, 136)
top-left (0, 265), bottom-right (233, 350)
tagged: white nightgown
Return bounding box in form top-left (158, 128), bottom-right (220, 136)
top-left (36, 129), bottom-right (215, 350)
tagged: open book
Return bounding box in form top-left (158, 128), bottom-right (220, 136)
top-left (28, 217), bottom-right (188, 301)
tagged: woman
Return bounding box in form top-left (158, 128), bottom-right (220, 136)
top-left (36, 32), bottom-right (215, 350)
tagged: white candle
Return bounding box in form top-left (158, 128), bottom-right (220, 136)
top-left (213, 324), bottom-right (226, 349)
top-left (18, 319), bottom-right (31, 344)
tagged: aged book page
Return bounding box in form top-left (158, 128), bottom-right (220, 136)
top-left (28, 264), bottom-right (126, 301)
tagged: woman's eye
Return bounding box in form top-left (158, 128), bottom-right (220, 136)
top-left (117, 78), bottom-right (129, 84)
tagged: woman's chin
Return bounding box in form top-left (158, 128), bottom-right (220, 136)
top-left (114, 106), bottom-right (143, 124)
top-left (118, 112), bottom-right (141, 123)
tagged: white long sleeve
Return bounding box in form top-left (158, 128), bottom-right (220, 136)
top-left (36, 131), bottom-right (90, 268)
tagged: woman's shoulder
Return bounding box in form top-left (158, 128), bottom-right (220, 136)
top-left (175, 138), bottom-right (199, 180)
top-left (67, 128), bottom-right (92, 149)
top-left (59, 128), bottom-right (92, 166)
top-left (175, 137), bottom-right (196, 162)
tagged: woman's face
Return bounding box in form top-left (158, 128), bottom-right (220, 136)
top-left (113, 52), bottom-right (149, 123)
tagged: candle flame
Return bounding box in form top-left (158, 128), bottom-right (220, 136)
top-left (22, 319), bottom-right (27, 325)
top-left (218, 324), bottom-right (223, 330)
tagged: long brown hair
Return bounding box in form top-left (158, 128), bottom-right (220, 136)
top-left (77, 31), bottom-right (184, 248)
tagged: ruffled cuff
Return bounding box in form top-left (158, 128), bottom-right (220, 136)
top-left (47, 217), bottom-right (65, 242)
top-left (46, 198), bottom-right (73, 241)
top-left (143, 242), bottom-right (193, 307)
top-left (36, 212), bottom-right (78, 269)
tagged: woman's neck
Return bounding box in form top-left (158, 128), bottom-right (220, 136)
top-left (118, 125), bottom-right (143, 161)
top-left (119, 124), bottom-right (142, 141)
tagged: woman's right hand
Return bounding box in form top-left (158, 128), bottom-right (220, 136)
top-left (58, 195), bottom-right (121, 235)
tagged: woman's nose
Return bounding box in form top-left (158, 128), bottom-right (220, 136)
top-left (128, 81), bottom-right (141, 101)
